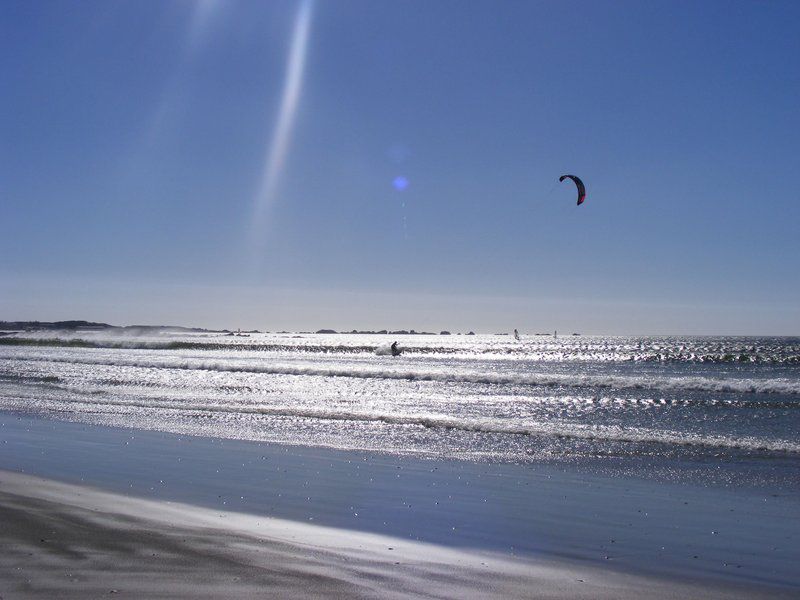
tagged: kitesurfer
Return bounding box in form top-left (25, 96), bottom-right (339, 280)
top-left (391, 341), bottom-right (401, 356)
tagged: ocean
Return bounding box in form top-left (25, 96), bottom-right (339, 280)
top-left (1, 331), bottom-right (798, 490)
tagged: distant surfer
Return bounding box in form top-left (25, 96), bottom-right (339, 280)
top-left (513, 329), bottom-right (520, 341)
top-left (391, 341), bottom-right (401, 356)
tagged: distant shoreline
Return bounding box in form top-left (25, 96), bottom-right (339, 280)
top-left (0, 321), bottom-right (485, 336)
top-left (4, 320), bottom-right (798, 338)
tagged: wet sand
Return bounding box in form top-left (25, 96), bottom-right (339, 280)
top-left (1, 470), bottom-right (792, 599)
top-left (1, 412), bottom-right (798, 598)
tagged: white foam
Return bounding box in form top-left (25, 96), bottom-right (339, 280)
top-left (10, 353), bottom-right (800, 395)
top-left (5, 390), bottom-right (798, 454)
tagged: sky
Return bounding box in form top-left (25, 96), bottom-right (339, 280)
top-left (1, 0), bottom-right (799, 334)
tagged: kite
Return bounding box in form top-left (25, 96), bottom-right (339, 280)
top-left (559, 175), bottom-right (586, 205)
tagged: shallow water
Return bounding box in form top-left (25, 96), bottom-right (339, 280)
top-left (1, 332), bottom-right (798, 488)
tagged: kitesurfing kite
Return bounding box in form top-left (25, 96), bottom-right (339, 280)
top-left (559, 174), bottom-right (586, 205)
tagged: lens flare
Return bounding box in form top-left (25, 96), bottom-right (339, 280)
top-left (393, 176), bottom-right (409, 191)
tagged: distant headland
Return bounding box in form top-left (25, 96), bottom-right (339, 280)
top-left (0, 321), bottom-right (481, 336)
top-left (0, 321), bottom-right (219, 334)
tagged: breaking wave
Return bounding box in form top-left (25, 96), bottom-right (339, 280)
top-left (9, 354), bottom-right (800, 395)
top-left (6, 392), bottom-right (798, 454)
top-left (2, 337), bottom-right (799, 363)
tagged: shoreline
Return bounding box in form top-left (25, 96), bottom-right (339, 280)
top-left (1, 411), bottom-right (798, 596)
top-left (0, 469), bottom-right (533, 599)
top-left (1, 469), bottom-right (793, 599)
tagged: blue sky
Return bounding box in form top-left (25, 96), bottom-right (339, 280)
top-left (2, 0), bottom-right (798, 333)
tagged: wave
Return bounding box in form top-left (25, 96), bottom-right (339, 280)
top-left (2, 337), bottom-right (799, 363)
top-left (6, 391), bottom-right (798, 454)
top-left (6, 370), bottom-right (799, 408)
top-left (0, 337), bottom-right (288, 352)
top-left (0, 372), bottom-right (61, 384)
top-left (9, 354), bottom-right (800, 395)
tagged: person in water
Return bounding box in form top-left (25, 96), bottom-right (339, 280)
top-left (391, 341), bottom-right (401, 356)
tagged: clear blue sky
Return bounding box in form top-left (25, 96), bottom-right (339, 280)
top-left (2, 0), bottom-right (798, 333)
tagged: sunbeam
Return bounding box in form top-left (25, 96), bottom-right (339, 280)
top-left (249, 0), bottom-right (314, 267)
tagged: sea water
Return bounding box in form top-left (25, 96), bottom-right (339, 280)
top-left (1, 332), bottom-right (798, 489)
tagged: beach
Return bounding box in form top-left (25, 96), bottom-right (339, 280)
top-left (2, 469), bottom-right (791, 600)
top-left (1, 332), bottom-right (798, 597)
top-left (1, 410), bottom-right (798, 598)
top-left (3, 469), bottom-right (546, 600)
